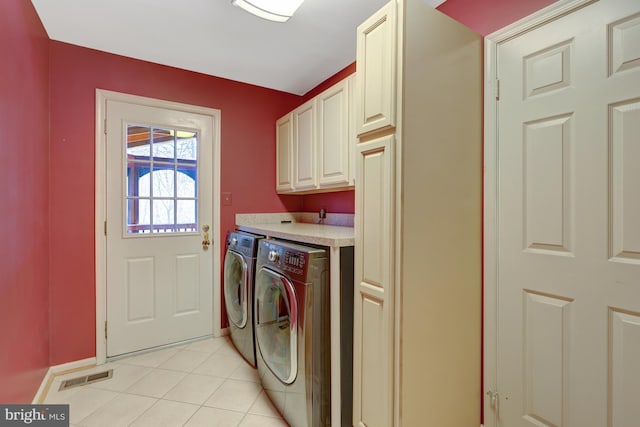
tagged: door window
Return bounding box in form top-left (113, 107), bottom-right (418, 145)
top-left (126, 124), bottom-right (198, 234)
top-left (224, 250), bottom-right (248, 328)
top-left (255, 268), bottom-right (298, 384)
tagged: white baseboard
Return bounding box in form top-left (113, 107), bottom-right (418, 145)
top-left (32, 357), bottom-right (97, 404)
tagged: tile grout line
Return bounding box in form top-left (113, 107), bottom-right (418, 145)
top-left (73, 389), bottom-right (121, 426)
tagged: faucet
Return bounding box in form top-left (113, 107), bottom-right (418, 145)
top-left (318, 208), bottom-right (326, 224)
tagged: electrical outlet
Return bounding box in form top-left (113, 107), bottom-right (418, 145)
top-left (222, 192), bottom-right (232, 206)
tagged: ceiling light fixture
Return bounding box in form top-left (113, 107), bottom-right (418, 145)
top-left (231, 0), bottom-right (304, 22)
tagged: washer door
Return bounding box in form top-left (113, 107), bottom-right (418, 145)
top-left (255, 267), bottom-right (298, 385)
top-left (224, 249), bottom-right (248, 329)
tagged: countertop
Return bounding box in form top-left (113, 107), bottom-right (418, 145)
top-left (236, 222), bottom-right (355, 247)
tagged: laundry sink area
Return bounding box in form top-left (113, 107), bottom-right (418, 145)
top-left (236, 213), bottom-right (354, 248)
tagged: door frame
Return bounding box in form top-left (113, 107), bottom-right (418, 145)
top-left (95, 89), bottom-right (222, 364)
top-left (483, 0), bottom-right (598, 425)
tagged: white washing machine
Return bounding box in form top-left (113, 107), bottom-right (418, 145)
top-left (223, 230), bottom-right (262, 367)
top-left (254, 239), bottom-right (330, 427)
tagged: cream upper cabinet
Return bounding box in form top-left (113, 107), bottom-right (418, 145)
top-left (354, 1), bottom-right (482, 426)
top-left (317, 76), bottom-right (350, 188)
top-left (276, 114), bottom-right (294, 193)
top-left (355, 1), bottom-right (396, 136)
top-left (293, 99), bottom-right (317, 191)
top-left (276, 75), bottom-right (357, 194)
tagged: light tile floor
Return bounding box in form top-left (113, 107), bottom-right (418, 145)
top-left (44, 336), bottom-right (288, 427)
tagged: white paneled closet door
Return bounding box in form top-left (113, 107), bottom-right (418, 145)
top-left (494, 0), bottom-right (640, 425)
top-left (353, 134), bottom-right (395, 427)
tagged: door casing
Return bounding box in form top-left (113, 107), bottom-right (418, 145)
top-left (483, 0), bottom-right (598, 425)
top-left (95, 89), bottom-right (222, 364)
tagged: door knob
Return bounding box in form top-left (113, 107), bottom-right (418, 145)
top-left (202, 224), bottom-right (211, 250)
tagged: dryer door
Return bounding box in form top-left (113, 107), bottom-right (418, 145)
top-left (255, 267), bottom-right (298, 385)
top-left (224, 249), bottom-right (248, 328)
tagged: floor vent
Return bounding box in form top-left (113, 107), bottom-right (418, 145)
top-left (59, 369), bottom-right (113, 391)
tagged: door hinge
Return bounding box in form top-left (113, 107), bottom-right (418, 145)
top-left (104, 321), bottom-right (107, 339)
top-left (104, 119), bottom-right (107, 135)
top-left (495, 79), bottom-right (500, 101)
top-left (104, 221), bottom-right (107, 236)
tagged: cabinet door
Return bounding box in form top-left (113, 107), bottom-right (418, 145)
top-left (276, 114), bottom-right (294, 193)
top-left (353, 134), bottom-right (394, 427)
top-left (317, 78), bottom-right (350, 187)
top-left (293, 100), bottom-right (317, 191)
top-left (348, 74), bottom-right (357, 186)
top-left (356, 1), bottom-right (397, 136)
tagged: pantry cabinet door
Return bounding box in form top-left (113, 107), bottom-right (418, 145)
top-left (354, 134), bottom-right (395, 427)
top-left (356, 1), bottom-right (397, 136)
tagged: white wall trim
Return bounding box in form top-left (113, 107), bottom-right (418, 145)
top-left (483, 1), bottom-right (599, 425)
top-left (486, 0), bottom-right (597, 44)
top-left (95, 89), bottom-right (222, 365)
top-left (32, 357), bottom-right (96, 404)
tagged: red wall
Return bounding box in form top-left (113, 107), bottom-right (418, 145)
top-left (0, 0), bottom-right (50, 402)
top-left (437, 0), bottom-right (557, 35)
top-left (48, 42), bottom-right (303, 364)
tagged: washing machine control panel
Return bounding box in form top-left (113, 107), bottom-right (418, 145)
top-left (261, 242), bottom-right (310, 278)
top-left (282, 250), bottom-right (306, 276)
top-left (285, 251), bottom-right (306, 269)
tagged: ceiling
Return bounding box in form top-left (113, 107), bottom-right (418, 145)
top-left (30, 0), bottom-right (446, 95)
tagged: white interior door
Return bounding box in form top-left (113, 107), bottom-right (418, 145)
top-left (105, 99), bottom-right (215, 357)
top-left (493, 0), bottom-right (640, 425)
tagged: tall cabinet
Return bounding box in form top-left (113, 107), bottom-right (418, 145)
top-left (353, 1), bottom-right (483, 426)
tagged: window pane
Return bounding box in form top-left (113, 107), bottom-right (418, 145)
top-left (152, 128), bottom-right (175, 159)
top-left (152, 167), bottom-right (175, 198)
top-left (176, 132), bottom-right (197, 161)
top-left (127, 125), bottom-right (151, 157)
top-left (153, 199), bottom-right (175, 232)
top-left (177, 200), bottom-right (196, 229)
top-left (127, 198), bottom-right (151, 234)
top-left (176, 169), bottom-right (196, 198)
top-left (127, 162), bottom-right (150, 197)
